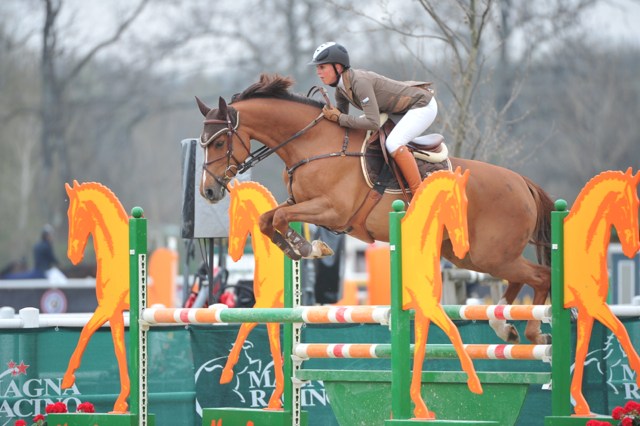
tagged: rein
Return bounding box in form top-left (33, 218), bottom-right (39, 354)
top-left (200, 91), bottom-right (369, 202)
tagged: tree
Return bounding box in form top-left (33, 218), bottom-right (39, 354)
top-left (332, 0), bottom-right (600, 162)
top-left (38, 0), bottom-right (150, 219)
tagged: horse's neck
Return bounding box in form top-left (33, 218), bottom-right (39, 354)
top-left (237, 100), bottom-right (353, 164)
top-left (568, 185), bottom-right (620, 253)
top-left (403, 193), bottom-right (446, 265)
top-left (83, 198), bottom-right (128, 263)
top-left (239, 196), bottom-right (277, 260)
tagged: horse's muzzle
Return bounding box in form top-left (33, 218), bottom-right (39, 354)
top-left (202, 182), bottom-right (227, 203)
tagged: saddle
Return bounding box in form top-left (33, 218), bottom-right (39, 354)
top-left (360, 117), bottom-right (451, 194)
top-left (342, 117), bottom-right (451, 243)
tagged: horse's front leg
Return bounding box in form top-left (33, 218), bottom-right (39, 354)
top-left (62, 308), bottom-right (110, 388)
top-left (571, 310), bottom-right (593, 415)
top-left (263, 199), bottom-right (337, 260)
top-left (259, 205), bottom-right (302, 260)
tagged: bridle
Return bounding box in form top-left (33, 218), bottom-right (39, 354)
top-left (200, 101), bottom-right (325, 194)
top-left (200, 107), bottom-right (246, 190)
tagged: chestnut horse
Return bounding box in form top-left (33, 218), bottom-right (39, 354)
top-left (196, 74), bottom-right (554, 344)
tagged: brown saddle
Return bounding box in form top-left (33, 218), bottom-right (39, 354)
top-left (360, 119), bottom-right (451, 194)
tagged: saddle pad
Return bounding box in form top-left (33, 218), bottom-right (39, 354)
top-left (359, 137), bottom-right (451, 194)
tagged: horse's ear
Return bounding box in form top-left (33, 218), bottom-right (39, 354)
top-left (195, 96), bottom-right (211, 117)
top-left (461, 168), bottom-right (471, 186)
top-left (218, 97), bottom-right (228, 118)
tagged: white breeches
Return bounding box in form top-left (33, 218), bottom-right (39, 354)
top-left (385, 97), bottom-right (438, 154)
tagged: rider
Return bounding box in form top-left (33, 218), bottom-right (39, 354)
top-left (309, 41), bottom-right (438, 194)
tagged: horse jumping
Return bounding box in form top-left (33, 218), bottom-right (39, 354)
top-left (196, 74), bottom-right (554, 345)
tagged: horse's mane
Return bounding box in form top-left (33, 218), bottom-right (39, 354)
top-left (231, 74), bottom-right (325, 108)
top-left (70, 181), bottom-right (128, 222)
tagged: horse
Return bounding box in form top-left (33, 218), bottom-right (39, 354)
top-left (196, 73), bottom-right (555, 345)
top-left (563, 168), bottom-right (640, 415)
top-left (63, 181), bottom-right (130, 413)
top-left (221, 180), bottom-right (285, 409)
top-left (401, 168), bottom-right (482, 419)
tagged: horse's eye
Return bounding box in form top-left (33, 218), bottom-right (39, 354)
top-left (214, 139), bottom-right (225, 148)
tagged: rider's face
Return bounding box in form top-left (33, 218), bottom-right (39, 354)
top-left (316, 64), bottom-right (341, 85)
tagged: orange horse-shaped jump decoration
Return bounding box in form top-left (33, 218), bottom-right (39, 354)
top-left (400, 168), bottom-right (482, 419)
top-left (564, 168), bottom-right (640, 415)
top-left (221, 180), bottom-right (285, 409)
top-left (63, 181), bottom-right (130, 413)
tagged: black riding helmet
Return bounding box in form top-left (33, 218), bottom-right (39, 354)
top-left (309, 42), bottom-right (350, 87)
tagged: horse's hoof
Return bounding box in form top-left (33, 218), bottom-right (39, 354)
top-left (285, 248), bottom-right (302, 261)
top-left (220, 368), bottom-right (234, 384)
top-left (303, 240), bottom-right (334, 259)
top-left (467, 376), bottom-right (483, 394)
top-left (539, 333), bottom-right (552, 345)
top-left (110, 401), bottom-right (128, 414)
top-left (61, 373), bottom-right (76, 388)
top-left (267, 395), bottom-right (283, 410)
top-left (412, 408), bottom-right (436, 420)
top-left (506, 325), bottom-right (520, 344)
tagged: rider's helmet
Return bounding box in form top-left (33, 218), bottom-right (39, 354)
top-left (309, 42), bottom-right (350, 68)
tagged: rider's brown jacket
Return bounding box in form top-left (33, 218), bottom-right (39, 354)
top-left (335, 68), bottom-right (434, 131)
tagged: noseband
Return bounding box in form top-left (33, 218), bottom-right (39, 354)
top-left (200, 108), bottom-right (250, 191)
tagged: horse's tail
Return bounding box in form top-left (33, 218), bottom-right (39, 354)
top-left (523, 175), bottom-right (554, 267)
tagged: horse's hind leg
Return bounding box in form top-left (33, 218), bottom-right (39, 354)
top-left (489, 283), bottom-right (524, 344)
top-left (109, 311), bottom-right (130, 413)
top-left (500, 261), bottom-right (552, 345)
top-left (221, 323), bottom-right (258, 384)
top-left (411, 312), bottom-right (435, 419)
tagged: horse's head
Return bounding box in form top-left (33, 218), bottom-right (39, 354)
top-left (613, 168), bottom-right (640, 258)
top-left (196, 96), bottom-right (250, 203)
top-left (441, 168), bottom-right (471, 260)
top-left (227, 180), bottom-right (253, 262)
top-left (65, 181), bottom-right (92, 265)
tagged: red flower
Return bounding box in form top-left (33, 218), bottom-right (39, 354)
top-left (624, 400), bottom-right (640, 413)
top-left (45, 401), bottom-right (68, 413)
top-left (14, 420), bottom-right (27, 426)
top-left (613, 406), bottom-right (626, 420)
top-left (621, 416), bottom-right (634, 426)
top-left (33, 414), bottom-right (46, 422)
top-left (77, 402), bottom-right (95, 413)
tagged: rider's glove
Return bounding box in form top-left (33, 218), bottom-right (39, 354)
top-left (322, 105), bottom-right (341, 122)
